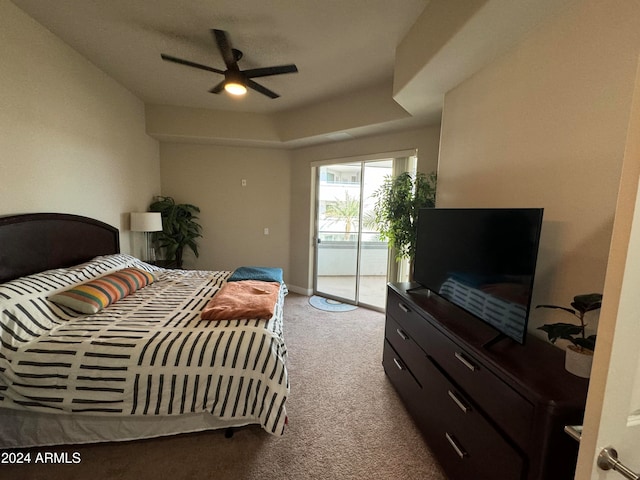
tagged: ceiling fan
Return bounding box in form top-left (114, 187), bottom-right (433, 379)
top-left (161, 29), bottom-right (298, 99)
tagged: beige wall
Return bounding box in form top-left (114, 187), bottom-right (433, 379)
top-left (287, 125), bottom-right (441, 292)
top-left (159, 143), bottom-right (291, 275)
top-left (0, 1), bottom-right (160, 254)
top-left (157, 127), bottom-right (439, 292)
top-left (437, 0), bottom-right (640, 335)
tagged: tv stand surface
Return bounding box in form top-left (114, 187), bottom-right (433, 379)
top-left (482, 332), bottom-right (509, 349)
top-left (405, 285), bottom-right (430, 295)
top-left (383, 282), bottom-right (589, 480)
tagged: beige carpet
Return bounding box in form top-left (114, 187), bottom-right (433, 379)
top-left (3, 293), bottom-right (446, 480)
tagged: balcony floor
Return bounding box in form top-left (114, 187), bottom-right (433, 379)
top-left (315, 275), bottom-right (387, 310)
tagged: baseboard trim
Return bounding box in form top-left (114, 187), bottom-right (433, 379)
top-left (286, 284), bottom-right (312, 296)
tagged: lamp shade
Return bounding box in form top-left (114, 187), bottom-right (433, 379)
top-left (130, 212), bottom-right (163, 232)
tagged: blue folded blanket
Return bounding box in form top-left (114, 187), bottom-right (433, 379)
top-left (227, 266), bottom-right (283, 283)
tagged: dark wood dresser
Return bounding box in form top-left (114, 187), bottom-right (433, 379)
top-left (383, 283), bottom-right (589, 480)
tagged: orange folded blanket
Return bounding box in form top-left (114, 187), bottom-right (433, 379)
top-left (201, 280), bottom-right (281, 320)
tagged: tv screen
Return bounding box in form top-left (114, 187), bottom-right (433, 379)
top-left (413, 208), bottom-right (544, 345)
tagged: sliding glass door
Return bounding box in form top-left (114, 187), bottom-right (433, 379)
top-left (314, 159), bottom-right (393, 310)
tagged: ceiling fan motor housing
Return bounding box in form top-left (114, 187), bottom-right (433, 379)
top-left (160, 29), bottom-right (298, 99)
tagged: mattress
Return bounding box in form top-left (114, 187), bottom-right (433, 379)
top-left (0, 254), bottom-right (289, 448)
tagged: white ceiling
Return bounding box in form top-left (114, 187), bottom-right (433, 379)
top-left (11, 0), bottom-right (574, 147)
top-left (11, 0), bottom-right (429, 114)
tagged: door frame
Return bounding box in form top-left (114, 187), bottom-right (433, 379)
top-left (575, 53), bottom-right (640, 478)
top-left (311, 150), bottom-right (416, 310)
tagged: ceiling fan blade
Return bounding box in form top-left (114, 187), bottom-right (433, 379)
top-left (161, 54), bottom-right (224, 74)
top-left (212, 29), bottom-right (237, 70)
top-left (208, 81), bottom-right (226, 94)
top-left (243, 64), bottom-right (298, 79)
top-left (247, 79), bottom-right (280, 99)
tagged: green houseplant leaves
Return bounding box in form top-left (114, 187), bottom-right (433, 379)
top-left (149, 196), bottom-right (202, 268)
top-left (371, 171), bottom-right (437, 264)
top-left (536, 293), bottom-right (602, 352)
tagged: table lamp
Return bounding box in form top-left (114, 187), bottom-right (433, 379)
top-left (130, 212), bottom-right (163, 262)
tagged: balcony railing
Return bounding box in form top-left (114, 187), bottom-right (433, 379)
top-left (317, 234), bottom-right (388, 276)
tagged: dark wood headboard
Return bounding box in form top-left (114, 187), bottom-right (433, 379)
top-left (0, 213), bottom-right (120, 283)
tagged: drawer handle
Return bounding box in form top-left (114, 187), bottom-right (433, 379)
top-left (447, 390), bottom-right (470, 414)
top-left (393, 358), bottom-right (405, 371)
top-left (398, 303), bottom-right (410, 313)
top-left (454, 351), bottom-right (478, 372)
top-left (445, 432), bottom-right (468, 459)
top-left (396, 328), bottom-right (409, 340)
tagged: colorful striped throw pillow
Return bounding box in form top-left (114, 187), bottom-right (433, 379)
top-left (49, 268), bottom-right (156, 314)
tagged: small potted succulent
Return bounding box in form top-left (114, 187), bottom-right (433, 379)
top-left (536, 293), bottom-right (602, 378)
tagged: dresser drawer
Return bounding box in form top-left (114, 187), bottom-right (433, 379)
top-left (385, 284), bottom-right (587, 480)
top-left (386, 288), bottom-right (533, 447)
top-left (385, 315), bottom-right (430, 387)
top-left (426, 325), bottom-right (533, 448)
top-left (424, 361), bottom-right (524, 480)
top-left (387, 290), bottom-right (428, 340)
top-left (382, 340), bottom-right (430, 429)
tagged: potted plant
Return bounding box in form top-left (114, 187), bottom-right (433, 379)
top-left (536, 293), bottom-right (602, 378)
top-left (371, 171), bottom-right (437, 276)
top-left (149, 196), bottom-right (202, 268)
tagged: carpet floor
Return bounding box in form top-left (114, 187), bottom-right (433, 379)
top-left (3, 293), bottom-right (446, 480)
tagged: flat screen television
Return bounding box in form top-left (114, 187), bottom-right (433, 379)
top-left (413, 208), bottom-right (544, 345)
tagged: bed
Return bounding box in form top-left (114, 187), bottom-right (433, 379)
top-left (0, 213), bottom-right (289, 448)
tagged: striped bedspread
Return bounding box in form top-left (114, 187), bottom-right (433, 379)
top-left (0, 254), bottom-right (289, 436)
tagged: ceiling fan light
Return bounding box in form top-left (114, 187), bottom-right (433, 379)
top-left (224, 82), bottom-right (247, 96)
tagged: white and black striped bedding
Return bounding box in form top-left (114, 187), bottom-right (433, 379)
top-left (0, 254), bottom-right (289, 436)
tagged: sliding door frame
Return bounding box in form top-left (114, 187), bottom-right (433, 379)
top-left (311, 150), bottom-right (416, 311)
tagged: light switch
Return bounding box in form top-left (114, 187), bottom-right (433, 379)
top-left (264, 228), bottom-right (269, 235)
top-left (241, 179), bottom-right (247, 187)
